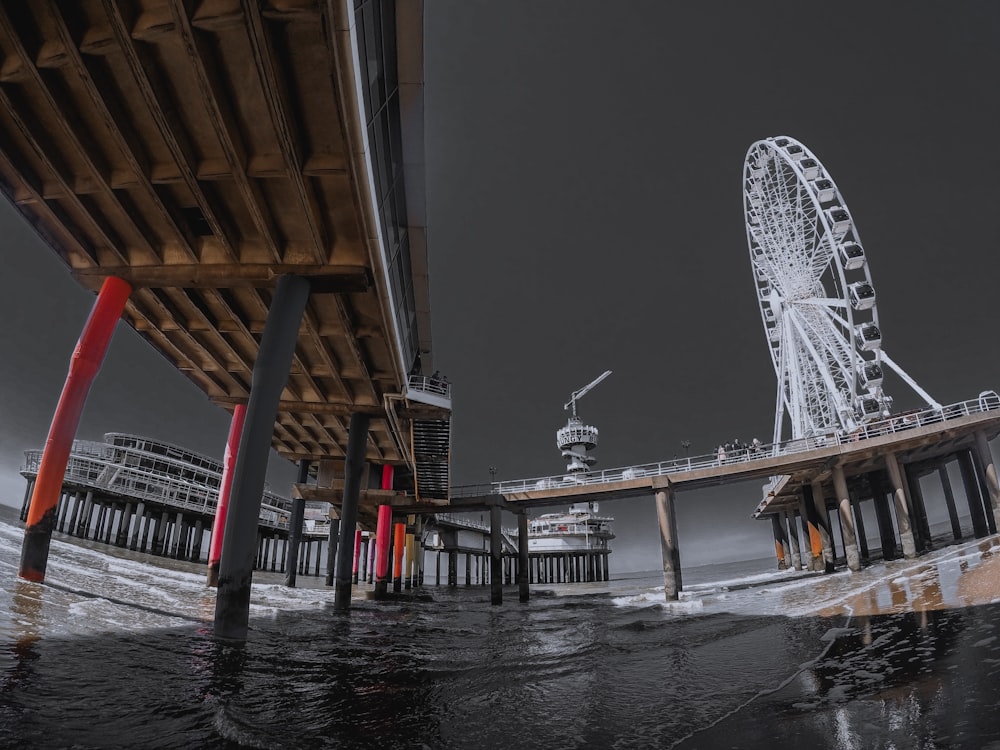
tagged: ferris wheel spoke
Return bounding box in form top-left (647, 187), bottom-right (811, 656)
top-left (798, 297), bottom-right (848, 309)
top-left (785, 308), bottom-right (851, 425)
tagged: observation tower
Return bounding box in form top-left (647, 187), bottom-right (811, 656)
top-left (557, 370), bottom-right (612, 473)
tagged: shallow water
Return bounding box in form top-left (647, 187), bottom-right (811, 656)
top-left (2, 509), bottom-right (1000, 749)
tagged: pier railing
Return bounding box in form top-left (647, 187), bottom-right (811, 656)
top-left (451, 392), bottom-right (1000, 498)
top-left (21, 438), bottom-right (294, 530)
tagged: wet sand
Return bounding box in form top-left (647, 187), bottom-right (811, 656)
top-left (675, 537), bottom-right (1000, 749)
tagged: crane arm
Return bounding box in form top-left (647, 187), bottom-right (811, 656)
top-left (564, 370), bottom-right (612, 415)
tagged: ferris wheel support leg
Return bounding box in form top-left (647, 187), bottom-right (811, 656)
top-left (832, 466), bottom-right (861, 572)
top-left (810, 480), bottom-right (836, 573)
top-left (654, 482), bottom-right (682, 599)
top-left (878, 352), bottom-right (942, 410)
top-left (884, 452), bottom-right (917, 559)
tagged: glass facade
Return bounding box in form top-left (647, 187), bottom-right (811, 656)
top-left (354, 0), bottom-right (419, 372)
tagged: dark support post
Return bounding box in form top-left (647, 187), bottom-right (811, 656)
top-left (447, 550), bottom-right (457, 587)
top-left (325, 518), bottom-right (341, 586)
top-left (333, 412), bottom-right (371, 610)
top-left (885, 452), bottom-right (918, 558)
top-left (867, 471), bottom-right (897, 561)
top-left (490, 504), bottom-right (502, 605)
top-left (973, 431), bottom-right (1000, 532)
top-left (214, 274), bottom-right (311, 640)
top-left (800, 486), bottom-right (823, 571)
top-left (770, 514), bottom-right (787, 569)
top-left (785, 511), bottom-right (802, 571)
top-left (518, 513), bottom-right (529, 602)
top-left (905, 470), bottom-right (932, 550)
top-left (284, 458), bottom-right (311, 588)
top-left (833, 465), bottom-right (860, 571)
top-left (971, 452), bottom-right (998, 535)
top-left (938, 465), bottom-right (963, 540)
top-left (851, 496), bottom-right (870, 563)
top-left (654, 482), bottom-right (682, 599)
top-left (958, 450), bottom-right (989, 537)
top-left (809, 479), bottom-right (835, 573)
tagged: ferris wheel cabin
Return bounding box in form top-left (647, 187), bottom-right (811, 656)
top-left (858, 361), bottom-right (884, 389)
top-left (799, 158), bottom-right (820, 180)
top-left (855, 322), bottom-right (882, 351)
top-left (814, 178), bottom-right (837, 203)
top-left (848, 282), bottom-right (876, 310)
top-left (839, 242), bottom-right (866, 271)
top-left (825, 207), bottom-right (852, 239)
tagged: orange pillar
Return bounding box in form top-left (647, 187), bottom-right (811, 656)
top-left (207, 404), bottom-right (247, 586)
top-left (392, 522), bottom-right (406, 592)
top-left (19, 276), bottom-right (131, 582)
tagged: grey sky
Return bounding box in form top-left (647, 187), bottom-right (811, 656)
top-left (1, 1), bottom-right (998, 571)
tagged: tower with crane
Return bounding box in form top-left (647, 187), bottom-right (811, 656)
top-left (557, 370), bottom-right (612, 474)
top-left (524, 371), bottom-right (616, 583)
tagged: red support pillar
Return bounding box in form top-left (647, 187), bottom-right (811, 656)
top-left (207, 403), bottom-right (247, 586)
top-left (19, 276), bottom-right (131, 582)
top-left (374, 504), bottom-right (392, 597)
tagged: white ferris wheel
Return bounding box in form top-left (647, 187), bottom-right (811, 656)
top-left (742, 136), bottom-right (940, 444)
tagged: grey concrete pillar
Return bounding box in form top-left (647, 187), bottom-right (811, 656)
top-left (969, 449), bottom-right (998, 535)
top-left (832, 466), bottom-right (860, 571)
top-left (128, 501), bottom-right (145, 550)
top-left (67, 491), bottom-right (83, 536)
top-left (490, 504), bottom-right (502, 605)
top-left (192, 519), bottom-right (204, 561)
top-left (786, 511), bottom-right (802, 571)
top-left (938, 465), bottom-right (963, 540)
top-left (19, 479), bottom-right (34, 521)
top-left (851, 496), bottom-right (870, 563)
top-left (803, 479), bottom-right (836, 573)
top-left (867, 472), bottom-right (897, 561)
top-left (326, 518), bottom-right (341, 586)
top-left (800, 485), bottom-right (823, 571)
top-left (448, 550), bottom-right (457, 587)
top-left (154, 511), bottom-right (170, 555)
top-left (770, 514), bottom-right (787, 569)
top-left (958, 450), bottom-right (989, 537)
top-left (333, 412), bottom-right (371, 611)
top-left (215, 274), bottom-right (311, 641)
top-left (974, 431), bottom-right (1000, 531)
top-left (654, 484), bottom-right (682, 600)
top-left (57, 490), bottom-right (70, 532)
top-left (885, 452), bottom-right (917, 558)
top-left (905, 470), bottom-right (932, 550)
top-left (117, 502), bottom-right (134, 547)
top-left (171, 511), bottom-right (184, 558)
top-left (284, 458), bottom-right (311, 588)
top-left (518, 513), bottom-right (529, 602)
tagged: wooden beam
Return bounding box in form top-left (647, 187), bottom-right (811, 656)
top-left (46, 1), bottom-right (201, 263)
top-left (103, 1), bottom-right (241, 261)
top-left (70, 263), bottom-right (372, 291)
top-left (243, 4), bottom-right (330, 264)
top-left (0, 4), bottom-right (163, 263)
top-left (167, 4), bottom-right (283, 262)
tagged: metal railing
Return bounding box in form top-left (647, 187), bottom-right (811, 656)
top-left (21, 440), bottom-right (293, 530)
top-left (407, 374), bottom-right (452, 400)
top-left (451, 392), bottom-right (1000, 498)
